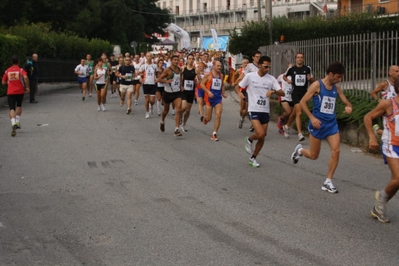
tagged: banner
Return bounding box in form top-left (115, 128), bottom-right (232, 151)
top-left (202, 36), bottom-right (229, 51)
top-left (210, 29), bottom-right (219, 51)
top-left (165, 23), bottom-right (191, 49)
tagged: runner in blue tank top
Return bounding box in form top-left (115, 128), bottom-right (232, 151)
top-left (291, 61), bottom-right (353, 194)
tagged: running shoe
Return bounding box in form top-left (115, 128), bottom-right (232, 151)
top-left (283, 125), bottom-right (290, 138)
top-left (160, 121), bottom-right (165, 132)
top-left (238, 118), bottom-right (244, 129)
top-left (158, 110), bottom-right (161, 116)
top-left (278, 129), bottom-right (284, 135)
top-left (277, 116), bottom-right (283, 130)
top-left (373, 124), bottom-right (380, 137)
top-left (97, 106), bottom-right (101, 111)
top-left (180, 124), bottom-right (186, 132)
top-left (11, 124), bottom-right (17, 137)
top-left (82, 96), bottom-right (85, 101)
top-left (15, 122), bottom-right (21, 129)
top-left (120, 100), bottom-right (124, 107)
top-left (321, 181), bottom-right (338, 193)
top-left (174, 129), bottom-right (182, 137)
top-left (298, 133), bottom-right (305, 141)
top-left (200, 116), bottom-right (204, 122)
top-left (145, 113), bottom-right (150, 119)
top-left (245, 137), bottom-right (253, 155)
top-left (211, 133), bottom-right (218, 141)
top-left (150, 105), bottom-right (153, 114)
top-left (371, 191), bottom-right (390, 223)
top-left (291, 143), bottom-right (302, 164)
top-left (89, 93), bottom-right (92, 97)
top-left (134, 100), bottom-right (138, 105)
top-left (203, 118), bottom-right (208, 125)
top-left (249, 158), bottom-right (260, 168)
top-left (101, 104), bottom-right (106, 111)
top-left (172, 110), bottom-right (175, 116)
top-left (249, 125), bottom-right (254, 132)
top-left (126, 108), bottom-right (132, 115)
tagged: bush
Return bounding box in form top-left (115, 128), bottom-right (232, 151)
top-left (0, 34), bottom-right (27, 96)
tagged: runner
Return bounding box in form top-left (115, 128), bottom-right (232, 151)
top-left (282, 53), bottom-right (315, 141)
top-left (201, 60), bottom-right (228, 141)
top-left (109, 54), bottom-right (118, 98)
top-left (370, 65), bottom-right (399, 137)
top-left (133, 54), bottom-right (142, 105)
top-left (2, 55), bottom-right (30, 137)
top-left (236, 55), bottom-right (284, 167)
top-left (94, 58), bottom-right (108, 111)
top-left (101, 53), bottom-right (111, 102)
top-left (195, 62), bottom-right (206, 121)
top-left (276, 64), bottom-right (294, 135)
top-left (364, 77), bottom-right (399, 223)
top-left (155, 59), bottom-right (165, 116)
top-left (202, 52), bottom-right (213, 73)
top-left (86, 54), bottom-right (94, 97)
top-left (157, 55), bottom-right (183, 137)
top-left (180, 53), bottom-right (197, 132)
top-left (74, 59), bottom-right (88, 101)
top-left (291, 61), bottom-right (352, 193)
top-left (116, 56), bottom-right (135, 114)
top-left (234, 58), bottom-right (249, 129)
top-left (139, 52), bottom-right (157, 119)
top-left (115, 57), bottom-right (124, 98)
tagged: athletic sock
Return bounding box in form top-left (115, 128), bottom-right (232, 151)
top-left (213, 131), bottom-right (217, 135)
top-left (325, 178), bottom-right (332, 184)
top-left (16, 116), bottom-right (21, 123)
top-left (11, 118), bottom-right (16, 125)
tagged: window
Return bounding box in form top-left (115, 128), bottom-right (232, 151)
top-left (163, 1), bottom-right (166, 8)
top-left (176, 6), bottom-right (179, 15)
top-left (250, 0), bottom-right (254, 7)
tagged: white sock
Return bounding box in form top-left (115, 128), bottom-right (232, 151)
top-left (11, 118), bottom-right (16, 125)
top-left (175, 127), bottom-right (179, 131)
top-left (325, 178), bottom-right (332, 184)
top-left (213, 131), bottom-right (217, 135)
top-left (16, 116), bottom-right (20, 123)
top-left (298, 148), bottom-right (303, 155)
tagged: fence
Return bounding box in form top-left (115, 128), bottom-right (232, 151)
top-left (27, 58), bottom-right (78, 83)
top-left (259, 30), bottom-right (399, 97)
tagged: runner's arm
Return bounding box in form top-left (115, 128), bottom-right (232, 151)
top-left (370, 81), bottom-right (387, 100)
top-left (300, 81), bottom-right (321, 128)
top-left (337, 86), bottom-right (352, 114)
top-left (364, 100), bottom-right (390, 150)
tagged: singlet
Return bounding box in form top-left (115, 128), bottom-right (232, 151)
top-left (118, 65), bottom-right (135, 85)
top-left (133, 61), bottom-right (142, 80)
top-left (110, 61), bottom-right (118, 75)
top-left (96, 68), bottom-right (106, 84)
top-left (285, 65), bottom-right (313, 95)
top-left (140, 63), bottom-right (157, 85)
top-left (164, 68), bottom-right (181, 93)
top-left (2, 66), bottom-right (26, 95)
top-left (102, 63), bottom-right (109, 79)
top-left (277, 74), bottom-right (293, 102)
top-left (182, 66), bottom-right (196, 91)
top-left (244, 63), bottom-right (259, 74)
top-left (156, 68), bottom-right (164, 88)
top-left (86, 60), bottom-right (94, 75)
top-left (205, 72), bottom-right (223, 98)
top-left (382, 80), bottom-right (398, 100)
top-left (382, 98), bottom-right (399, 146)
top-left (312, 80), bottom-right (338, 122)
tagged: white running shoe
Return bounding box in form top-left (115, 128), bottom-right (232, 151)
top-left (172, 109), bottom-right (175, 116)
top-left (249, 158), bottom-right (260, 168)
top-left (283, 125), bottom-right (290, 138)
top-left (291, 143), bottom-right (302, 164)
top-left (238, 118), bottom-right (244, 129)
top-left (145, 113), bottom-right (150, 119)
top-left (158, 109), bottom-right (161, 116)
top-left (321, 181), bottom-right (338, 193)
top-left (134, 100), bottom-right (138, 105)
top-left (97, 106), bottom-right (101, 111)
top-left (150, 105), bottom-right (153, 114)
top-left (245, 137), bottom-right (253, 155)
top-left (101, 104), bottom-right (106, 111)
top-left (180, 124), bottom-right (186, 132)
top-left (298, 133), bottom-right (305, 141)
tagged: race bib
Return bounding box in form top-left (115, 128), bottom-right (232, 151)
top-left (184, 80), bottom-right (194, 91)
top-left (112, 66), bottom-right (116, 72)
top-left (295, 74), bottom-right (306, 86)
top-left (286, 87), bottom-right (293, 95)
top-left (256, 95), bottom-right (267, 108)
top-left (320, 96), bottom-right (336, 114)
top-left (125, 73), bottom-right (132, 81)
top-left (212, 78), bottom-right (222, 90)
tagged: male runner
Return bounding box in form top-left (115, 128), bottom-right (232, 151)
top-left (201, 61), bottom-right (227, 141)
top-left (116, 56), bottom-right (135, 114)
top-left (291, 61), bottom-right (352, 193)
top-left (86, 54), bottom-right (94, 97)
top-left (157, 55), bottom-right (183, 137)
top-left (133, 54), bottom-right (142, 105)
top-left (139, 52), bottom-right (157, 118)
top-left (74, 59), bottom-right (88, 101)
top-left (2, 55), bottom-right (30, 136)
top-left (109, 54), bottom-right (118, 97)
top-left (364, 77), bottom-right (399, 223)
top-left (277, 63), bottom-right (294, 135)
top-left (237, 56), bottom-right (284, 167)
top-left (180, 53), bottom-right (197, 132)
top-left (282, 53), bottom-right (314, 141)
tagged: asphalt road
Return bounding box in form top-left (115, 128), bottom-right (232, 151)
top-left (0, 87), bottom-right (398, 266)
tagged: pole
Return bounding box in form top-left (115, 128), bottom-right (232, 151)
top-left (257, 0), bottom-right (262, 22)
top-left (268, 0), bottom-right (273, 45)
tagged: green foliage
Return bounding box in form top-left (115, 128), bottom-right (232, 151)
top-left (2, 23), bottom-right (113, 60)
top-left (229, 13), bottom-right (399, 55)
top-left (0, 34), bottom-right (27, 96)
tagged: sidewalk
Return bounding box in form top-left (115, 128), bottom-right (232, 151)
top-left (0, 82), bottom-right (76, 107)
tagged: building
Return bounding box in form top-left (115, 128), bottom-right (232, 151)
top-left (338, 0), bottom-right (399, 15)
top-left (157, 0), bottom-right (337, 48)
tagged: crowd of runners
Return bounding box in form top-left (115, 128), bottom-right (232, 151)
top-left (2, 50), bottom-right (399, 224)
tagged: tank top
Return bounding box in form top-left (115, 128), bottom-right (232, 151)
top-left (382, 80), bottom-right (397, 100)
top-left (133, 62), bottom-right (142, 80)
top-left (312, 80), bottom-right (338, 122)
top-left (156, 68), bottom-right (164, 88)
top-left (164, 68), bottom-right (181, 93)
top-left (96, 68), bottom-right (106, 84)
top-left (182, 67), bottom-right (196, 91)
top-left (382, 98), bottom-right (399, 146)
top-left (205, 72), bottom-right (223, 97)
top-left (102, 63), bottom-right (109, 79)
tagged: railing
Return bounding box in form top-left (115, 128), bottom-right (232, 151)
top-left (260, 31), bottom-right (399, 97)
top-left (29, 58), bottom-right (78, 83)
top-left (339, 1), bottom-right (399, 15)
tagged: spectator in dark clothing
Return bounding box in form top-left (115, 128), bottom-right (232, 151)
top-left (24, 53), bottom-right (39, 103)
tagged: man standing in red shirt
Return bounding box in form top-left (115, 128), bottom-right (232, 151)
top-left (2, 55), bottom-right (30, 137)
